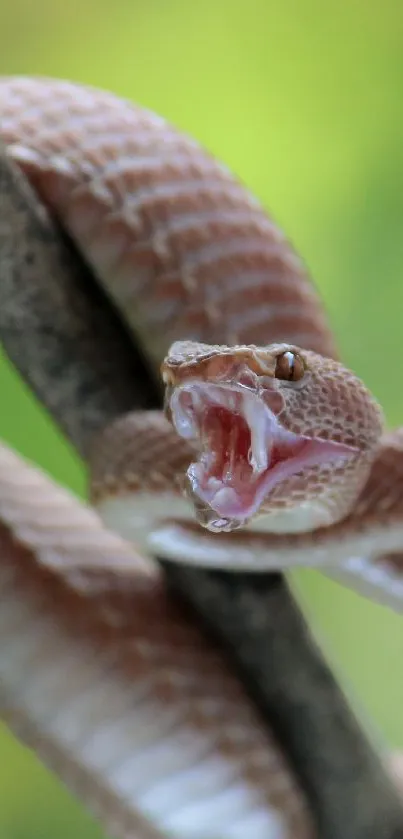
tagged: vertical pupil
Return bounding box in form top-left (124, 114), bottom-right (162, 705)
top-left (285, 352), bottom-right (294, 377)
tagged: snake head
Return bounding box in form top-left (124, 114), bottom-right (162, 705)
top-left (162, 340), bottom-right (384, 534)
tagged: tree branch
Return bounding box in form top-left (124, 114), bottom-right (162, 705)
top-left (0, 143), bottom-right (402, 838)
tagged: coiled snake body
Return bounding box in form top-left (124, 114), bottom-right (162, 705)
top-left (0, 77), bottom-right (402, 839)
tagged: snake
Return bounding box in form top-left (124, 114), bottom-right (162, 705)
top-left (0, 76), bottom-right (402, 839)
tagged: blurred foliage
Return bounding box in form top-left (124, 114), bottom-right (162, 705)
top-left (0, 0), bottom-right (403, 836)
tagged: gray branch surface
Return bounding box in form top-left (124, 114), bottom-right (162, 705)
top-left (0, 143), bottom-right (402, 838)
top-left (165, 566), bottom-right (403, 839)
top-left (0, 143), bottom-right (157, 455)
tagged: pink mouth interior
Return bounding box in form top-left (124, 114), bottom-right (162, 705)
top-left (170, 382), bottom-right (356, 532)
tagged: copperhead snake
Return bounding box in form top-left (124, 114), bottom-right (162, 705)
top-left (0, 76), bottom-right (402, 838)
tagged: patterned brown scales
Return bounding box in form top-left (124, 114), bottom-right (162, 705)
top-left (0, 76), bottom-right (402, 839)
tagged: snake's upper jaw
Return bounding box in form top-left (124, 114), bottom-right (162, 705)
top-left (169, 380), bottom-right (358, 533)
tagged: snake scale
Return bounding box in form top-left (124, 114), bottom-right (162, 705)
top-left (0, 77), bottom-right (402, 839)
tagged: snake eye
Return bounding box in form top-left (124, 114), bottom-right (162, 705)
top-left (274, 350), bottom-right (305, 382)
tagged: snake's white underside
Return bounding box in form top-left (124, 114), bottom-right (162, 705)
top-left (0, 76), bottom-right (402, 838)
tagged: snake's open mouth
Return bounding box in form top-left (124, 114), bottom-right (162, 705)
top-left (170, 382), bottom-right (355, 532)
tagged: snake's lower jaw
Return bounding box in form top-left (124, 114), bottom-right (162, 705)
top-left (169, 380), bottom-right (358, 535)
top-left (186, 436), bottom-right (357, 535)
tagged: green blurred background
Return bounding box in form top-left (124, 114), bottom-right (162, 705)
top-left (0, 0), bottom-right (403, 835)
